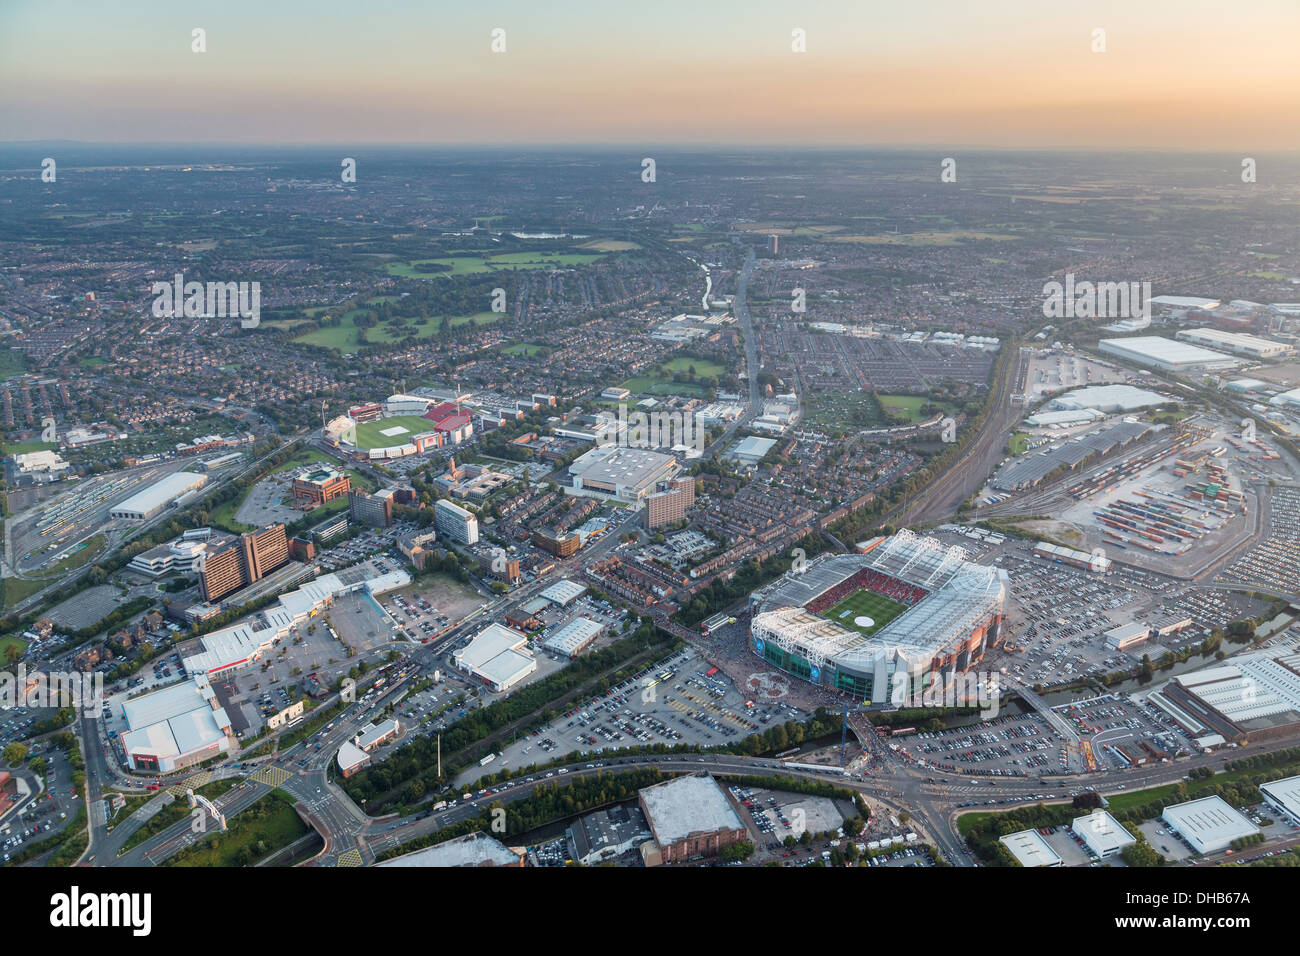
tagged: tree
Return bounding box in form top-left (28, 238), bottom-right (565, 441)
top-left (3, 643), bottom-right (21, 664)
top-left (3, 742), bottom-right (29, 765)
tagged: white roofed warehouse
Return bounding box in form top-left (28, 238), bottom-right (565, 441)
top-left (119, 674), bottom-right (233, 773)
top-left (453, 622), bottom-right (537, 692)
top-left (1071, 810), bottom-right (1136, 858)
top-left (109, 471), bottom-right (208, 520)
top-left (1161, 796), bottom-right (1259, 855)
top-left (748, 531), bottom-right (1008, 700)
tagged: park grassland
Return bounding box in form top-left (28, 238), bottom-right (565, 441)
top-left (386, 250), bottom-right (605, 278)
top-left (162, 789), bottom-right (309, 867)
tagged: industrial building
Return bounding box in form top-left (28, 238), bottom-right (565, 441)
top-left (1174, 328), bottom-right (1294, 361)
top-left (109, 471), bottom-right (208, 520)
top-left (568, 445), bottom-right (679, 503)
top-left (1098, 336), bottom-right (1239, 372)
top-left (542, 617), bottom-right (604, 658)
top-left (566, 805), bottom-right (651, 865)
top-left (994, 421), bottom-right (1155, 491)
top-left (119, 674), bottom-right (233, 773)
top-left (726, 435), bottom-right (778, 465)
top-left (1104, 621), bottom-right (1151, 651)
top-left (1161, 796), bottom-right (1258, 855)
top-left (1035, 541), bottom-right (1112, 573)
top-left (1259, 775), bottom-right (1300, 825)
top-left (1151, 652), bottom-right (1300, 745)
top-left (999, 829), bottom-right (1062, 867)
top-left (434, 499), bottom-right (479, 545)
top-left (540, 579), bottom-right (587, 606)
top-left (453, 623), bottom-right (537, 692)
top-left (13, 448), bottom-right (71, 478)
top-left (1071, 809), bottom-right (1136, 858)
top-left (377, 832), bottom-right (525, 867)
top-left (1044, 384), bottom-right (1171, 414)
top-left (637, 773), bottom-right (747, 865)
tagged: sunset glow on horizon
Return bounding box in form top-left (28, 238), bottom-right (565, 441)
top-left (3, 0), bottom-right (1299, 149)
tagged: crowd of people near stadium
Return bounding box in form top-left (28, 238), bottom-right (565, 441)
top-left (805, 568), bottom-right (928, 614)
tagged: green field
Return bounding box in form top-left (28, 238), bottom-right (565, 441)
top-left (282, 300), bottom-right (501, 353)
top-left (622, 356), bottom-right (728, 398)
top-left (502, 343), bottom-right (548, 357)
top-left (0, 635), bottom-right (28, 660)
top-left (350, 415), bottom-right (438, 450)
top-left (386, 251), bottom-right (605, 278)
top-left (877, 394), bottom-right (954, 424)
top-left (821, 590), bottom-right (910, 637)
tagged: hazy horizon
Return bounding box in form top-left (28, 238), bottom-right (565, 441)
top-left (4, 0), bottom-right (1299, 149)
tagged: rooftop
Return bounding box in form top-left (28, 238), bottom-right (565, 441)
top-left (639, 773), bottom-right (744, 846)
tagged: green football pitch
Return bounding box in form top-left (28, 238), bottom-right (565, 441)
top-left (820, 590), bottom-right (910, 637)
top-left (350, 415), bottom-right (436, 449)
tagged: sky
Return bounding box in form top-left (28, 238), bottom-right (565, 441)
top-left (2, 0), bottom-right (1299, 149)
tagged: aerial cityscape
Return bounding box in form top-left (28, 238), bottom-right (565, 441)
top-left (2, 0), bottom-right (1298, 929)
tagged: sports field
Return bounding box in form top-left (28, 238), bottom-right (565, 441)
top-left (350, 415), bottom-right (436, 449)
top-left (819, 589), bottom-right (909, 637)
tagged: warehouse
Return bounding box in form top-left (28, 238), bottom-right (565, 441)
top-left (542, 617), bottom-right (604, 658)
top-left (1045, 384), bottom-right (1171, 414)
top-left (568, 445), bottom-right (679, 503)
top-left (540, 579), bottom-right (587, 606)
top-left (1098, 336), bottom-right (1239, 372)
top-left (109, 471), bottom-right (208, 520)
top-left (119, 674), bottom-right (232, 773)
top-left (1071, 809), bottom-right (1135, 858)
top-left (377, 831), bottom-right (525, 867)
top-left (454, 622), bottom-right (537, 692)
top-left (1175, 328), bottom-right (1294, 361)
top-left (1259, 775), bottom-right (1300, 825)
top-left (1104, 621), bottom-right (1151, 651)
top-left (1161, 796), bottom-right (1258, 854)
top-left (638, 773), bottom-right (747, 865)
top-left (999, 829), bottom-right (1062, 867)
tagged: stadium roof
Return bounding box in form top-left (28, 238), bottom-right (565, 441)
top-left (752, 532), bottom-right (1008, 672)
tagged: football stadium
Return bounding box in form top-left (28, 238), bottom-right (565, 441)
top-left (748, 530), bottom-right (1009, 701)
